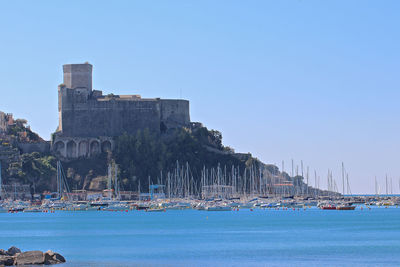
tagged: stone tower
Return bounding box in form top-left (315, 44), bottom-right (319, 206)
top-left (62, 63), bottom-right (92, 98)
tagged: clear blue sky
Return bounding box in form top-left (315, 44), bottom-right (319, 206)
top-left (0, 0), bottom-right (399, 193)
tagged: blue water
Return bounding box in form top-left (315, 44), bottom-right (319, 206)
top-left (1, 207), bottom-right (400, 266)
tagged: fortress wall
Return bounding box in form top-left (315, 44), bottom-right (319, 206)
top-left (160, 100), bottom-right (190, 129)
top-left (17, 142), bottom-right (50, 154)
top-left (60, 97), bottom-right (161, 137)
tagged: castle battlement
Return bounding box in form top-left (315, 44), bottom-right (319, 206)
top-left (53, 63), bottom-right (190, 158)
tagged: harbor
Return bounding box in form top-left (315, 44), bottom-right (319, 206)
top-left (2, 192), bottom-right (400, 213)
top-left (2, 159), bottom-right (399, 213)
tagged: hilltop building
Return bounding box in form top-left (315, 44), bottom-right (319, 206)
top-left (52, 63), bottom-right (191, 158)
top-left (0, 112), bottom-right (14, 134)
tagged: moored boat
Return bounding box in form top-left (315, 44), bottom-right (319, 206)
top-left (23, 207), bottom-right (42, 212)
top-left (206, 206), bottom-right (232, 211)
top-left (146, 208), bottom-right (165, 212)
top-left (336, 205), bottom-right (356, 210)
top-left (320, 205), bottom-right (336, 210)
top-left (8, 207), bottom-right (24, 212)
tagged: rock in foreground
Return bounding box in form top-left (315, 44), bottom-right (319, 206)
top-left (44, 250), bottom-right (66, 265)
top-left (0, 255), bottom-right (15, 266)
top-left (15, 251), bottom-right (44, 265)
top-left (7, 247), bottom-right (21, 256)
top-left (0, 247), bottom-right (65, 266)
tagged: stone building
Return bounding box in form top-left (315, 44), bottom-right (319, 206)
top-left (52, 63), bottom-right (191, 158)
top-left (0, 112), bottom-right (13, 134)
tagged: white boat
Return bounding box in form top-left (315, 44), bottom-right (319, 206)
top-left (147, 208), bottom-right (165, 212)
top-left (104, 204), bottom-right (129, 211)
top-left (238, 203), bottom-right (254, 209)
top-left (261, 202), bottom-right (280, 208)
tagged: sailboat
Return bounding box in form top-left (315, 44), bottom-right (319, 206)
top-left (90, 163), bottom-right (128, 211)
top-left (41, 161), bottom-right (71, 210)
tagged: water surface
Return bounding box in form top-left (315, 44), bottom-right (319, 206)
top-left (1, 207), bottom-right (399, 266)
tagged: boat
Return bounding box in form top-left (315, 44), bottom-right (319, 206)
top-left (320, 205), bottom-right (336, 210)
top-left (70, 203), bottom-right (88, 211)
top-left (8, 207), bottom-right (24, 212)
top-left (146, 208), bottom-right (165, 212)
top-left (44, 200), bottom-right (69, 210)
top-left (104, 204), bottom-right (129, 211)
top-left (89, 201), bottom-right (109, 207)
top-left (206, 206), bottom-right (232, 211)
top-left (238, 203), bottom-right (254, 209)
top-left (285, 202), bottom-right (304, 209)
top-left (261, 202), bottom-right (280, 208)
top-left (336, 205), bottom-right (356, 210)
top-left (163, 202), bottom-right (191, 210)
top-left (23, 207), bottom-right (43, 213)
top-left (136, 204), bottom-right (150, 210)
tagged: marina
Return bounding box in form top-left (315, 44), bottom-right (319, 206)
top-left (1, 160), bottom-right (398, 213)
top-left (1, 194), bottom-right (400, 213)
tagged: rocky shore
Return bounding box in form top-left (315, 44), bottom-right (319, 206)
top-left (0, 247), bottom-right (65, 266)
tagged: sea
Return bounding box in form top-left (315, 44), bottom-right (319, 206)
top-left (1, 207), bottom-right (400, 266)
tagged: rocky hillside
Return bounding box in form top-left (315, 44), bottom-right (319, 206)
top-left (0, 113), bottom-right (329, 197)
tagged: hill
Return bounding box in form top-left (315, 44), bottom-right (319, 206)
top-left (0, 112), bottom-right (333, 198)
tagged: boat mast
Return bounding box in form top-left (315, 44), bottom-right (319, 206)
top-left (114, 164), bottom-right (119, 200)
top-left (346, 173), bottom-right (351, 195)
top-left (56, 161), bottom-right (59, 198)
top-left (314, 170), bottom-right (317, 197)
top-left (391, 178), bottom-right (393, 195)
top-left (386, 174), bottom-right (388, 196)
top-left (57, 161), bottom-right (61, 198)
top-left (0, 161), bottom-right (2, 200)
top-left (290, 159), bottom-right (294, 196)
top-left (138, 179), bottom-right (141, 200)
top-left (301, 160), bottom-right (304, 195)
top-left (306, 166), bottom-right (309, 196)
top-left (107, 164), bottom-right (112, 199)
top-left (167, 172), bottom-right (171, 199)
top-left (342, 162), bottom-right (345, 195)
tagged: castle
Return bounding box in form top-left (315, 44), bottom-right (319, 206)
top-left (52, 63), bottom-right (190, 158)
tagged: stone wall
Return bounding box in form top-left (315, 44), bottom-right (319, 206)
top-left (53, 136), bottom-right (114, 159)
top-left (57, 88), bottom-right (190, 138)
top-left (17, 142), bottom-right (50, 154)
top-left (160, 99), bottom-right (190, 129)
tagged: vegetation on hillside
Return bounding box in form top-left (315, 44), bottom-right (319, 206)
top-left (7, 152), bottom-right (57, 193)
top-left (113, 127), bottom-right (256, 191)
top-left (7, 119), bottom-right (42, 143)
top-left (1, 124), bottom-right (264, 193)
